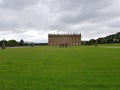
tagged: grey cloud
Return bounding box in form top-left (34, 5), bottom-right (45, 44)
top-left (52, 0), bottom-right (113, 23)
top-left (0, 0), bottom-right (120, 42)
top-left (0, 0), bottom-right (39, 10)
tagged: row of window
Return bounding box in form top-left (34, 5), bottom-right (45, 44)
top-left (49, 41), bottom-right (80, 43)
top-left (49, 38), bottom-right (80, 40)
top-left (49, 44), bottom-right (80, 46)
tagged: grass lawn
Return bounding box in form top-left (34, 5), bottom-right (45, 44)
top-left (0, 46), bottom-right (120, 90)
top-left (98, 43), bottom-right (120, 47)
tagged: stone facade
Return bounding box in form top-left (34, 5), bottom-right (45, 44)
top-left (48, 33), bottom-right (81, 46)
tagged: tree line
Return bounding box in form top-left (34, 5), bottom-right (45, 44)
top-left (0, 39), bottom-right (25, 47)
top-left (0, 39), bottom-right (48, 48)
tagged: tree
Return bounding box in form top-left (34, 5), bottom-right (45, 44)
top-left (19, 39), bottom-right (24, 46)
top-left (7, 40), bottom-right (18, 47)
top-left (89, 39), bottom-right (96, 45)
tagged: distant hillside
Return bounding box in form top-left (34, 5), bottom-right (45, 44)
top-left (96, 32), bottom-right (120, 44)
top-left (82, 32), bottom-right (120, 45)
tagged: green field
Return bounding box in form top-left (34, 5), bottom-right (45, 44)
top-left (98, 43), bottom-right (120, 47)
top-left (0, 46), bottom-right (120, 90)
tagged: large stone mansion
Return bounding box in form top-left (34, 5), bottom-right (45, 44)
top-left (48, 33), bottom-right (81, 47)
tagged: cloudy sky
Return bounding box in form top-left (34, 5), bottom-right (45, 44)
top-left (0, 0), bottom-right (120, 42)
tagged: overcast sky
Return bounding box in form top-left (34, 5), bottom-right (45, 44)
top-left (0, 0), bottom-right (120, 42)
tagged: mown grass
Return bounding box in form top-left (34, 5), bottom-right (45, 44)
top-left (98, 43), bottom-right (120, 47)
top-left (0, 46), bottom-right (120, 90)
